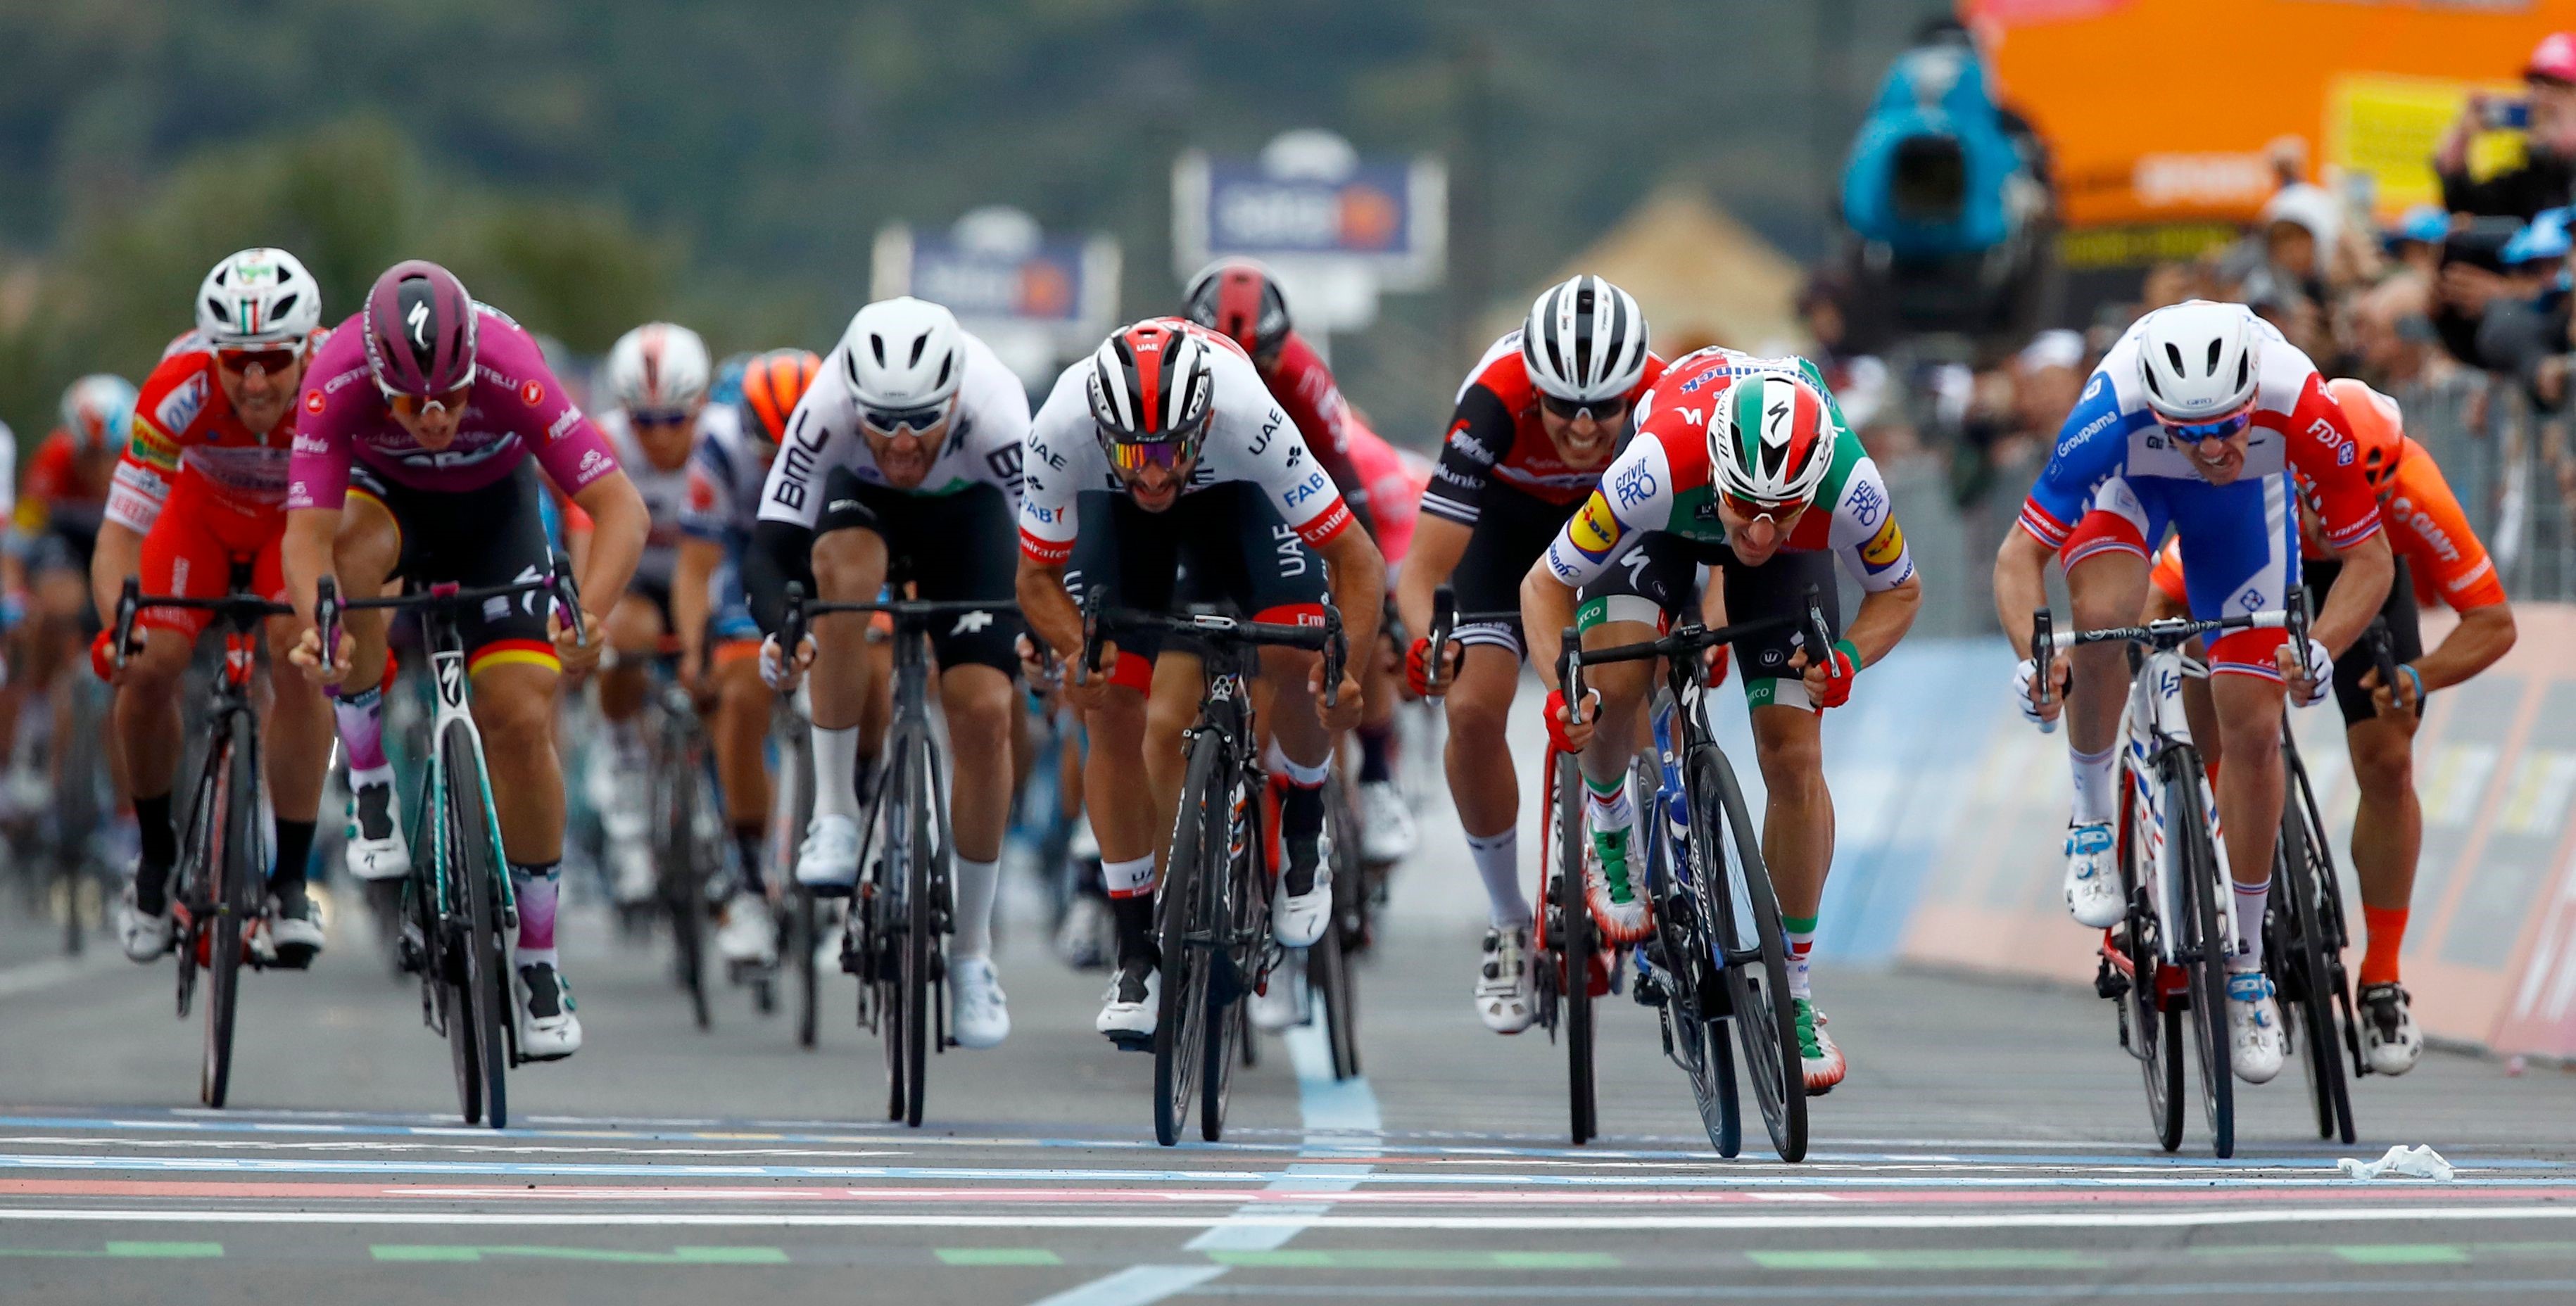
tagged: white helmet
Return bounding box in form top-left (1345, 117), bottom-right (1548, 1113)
top-left (2133, 300), bottom-right (2261, 421)
top-left (604, 322), bottom-right (713, 417)
top-left (1521, 274), bottom-right (1650, 405)
top-left (840, 297), bottom-right (964, 423)
top-left (196, 248), bottom-right (321, 350)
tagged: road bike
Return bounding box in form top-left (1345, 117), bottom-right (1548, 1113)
top-left (1080, 591), bottom-right (1346, 1146)
top-left (764, 683), bottom-right (823, 1051)
top-left (318, 562), bottom-right (584, 1129)
top-left (110, 573), bottom-right (293, 1108)
top-left (640, 647), bottom-right (727, 1030)
top-left (2040, 604), bottom-right (2299, 1160)
top-left (1565, 594), bottom-right (1824, 1162)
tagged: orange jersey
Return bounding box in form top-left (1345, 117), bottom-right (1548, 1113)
top-left (109, 338), bottom-right (318, 534)
top-left (2150, 436), bottom-right (2504, 614)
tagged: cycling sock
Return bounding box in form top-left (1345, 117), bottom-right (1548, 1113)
top-left (2360, 904), bottom-right (2408, 987)
top-left (1109, 889), bottom-right (1156, 972)
top-left (1356, 722), bottom-right (1394, 784)
top-left (2069, 743), bottom-right (2117, 825)
top-left (1277, 757), bottom-right (1328, 896)
top-left (952, 856), bottom-right (999, 961)
top-left (733, 825), bottom-right (769, 896)
top-left (131, 792), bottom-right (175, 915)
top-left (270, 819), bottom-right (317, 896)
top-left (1584, 771), bottom-right (1636, 841)
top-left (511, 860), bottom-right (561, 967)
top-left (1783, 913), bottom-right (1819, 1000)
top-left (2230, 876), bottom-right (2270, 970)
top-left (334, 687), bottom-right (389, 774)
top-left (811, 724), bottom-right (861, 822)
top-left (1466, 829), bottom-right (1531, 927)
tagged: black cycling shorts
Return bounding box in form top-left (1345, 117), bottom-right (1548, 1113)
top-left (1062, 482), bottom-right (1329, 688)
top-left (1578, 532), bottom-right (1843, 711)
top-left (2303, 554), bottom-right (2424, 728)
top-left (814, 470), bottom-right (1022, 676)
top-left (1447, 483), bottom-right (1578, 659)
top-left (349, 460), bottom-right (557, 668)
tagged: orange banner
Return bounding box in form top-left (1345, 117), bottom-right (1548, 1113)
top-left (1966, 0), bottom-right (2576, 226)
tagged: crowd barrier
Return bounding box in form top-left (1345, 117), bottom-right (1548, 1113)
top-left (1850, 606), bottom-right (2576, 1059)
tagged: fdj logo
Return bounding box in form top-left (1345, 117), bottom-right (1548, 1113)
top-left (2239, 589), bottom-right (2266, 613)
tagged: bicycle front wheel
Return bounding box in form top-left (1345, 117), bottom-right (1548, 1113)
top-left (1154, 732), bottom-right (1226, 1147)
top-left (1201, 768), bottom-right (1263, 1142)
top-left (657, 728), bottom-right (711, 1032)
top-left (898, 728), bottom-right (939, 1129)
top-left (446, 721), bottom-right (511, 1130)
top-left (1311, 771), bottom-right (1361, 1081)
top-left (198, 722), bottom-right (247, 1108)
top-left (2118, 766), bottom-right (2183, 1153)
top-left (1553, 751), bottom-right (1598, 1146)
top-left (2164, 750), bottom-right (2231, 1160)
top-left (2275, 780), bottom-right (2355, 1144)
top-left (1693, 744), bottom-right (1805, 1164)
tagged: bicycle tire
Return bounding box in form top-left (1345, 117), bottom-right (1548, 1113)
top-left (793, 889), bottom-right (820, 1048)
top-left (1154, 731), bottom-right (1225, 1147)
top-left (776, 716), bottom-right (821, 1051)
top-left (2275, 784), bottom-right (2356, 1144)
top-left (1693, 744), bottom-right (1806, 1163)
top-left (1658, 744), bottom-right (1737, 1158)
top-left (1201, 770), bottom-right (1261, 1143)
top-left (1555, 750), bottom-right (1598, 1146)
top-left (658, 721), bottom-right (712, 1032)
top-left (200, 721), bottom-right (250, 1108)
top-left (54, 678), bottom-right (108, 956)
top-left (867, 742), bottom-right (909, 1124)
top-left (899, 727), bottom-right (938, 1129)
top-left (171, 731), bottom-right (228, 1023)
top-left (1314, 770), bottom-right (1362, 1081)
top-left (446, 720), bottom-right (510, 1130)
top-left (2117, 765), bottom-right (2184, 1153)
top-left (2164, 749), bottom-right (2231, 1160)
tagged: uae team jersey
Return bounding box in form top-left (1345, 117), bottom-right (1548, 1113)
top-left (1017, 319), bottom-right (1356, 566)
top-left (111, 335), bottom-right (323, 533)
top-left (2017, 308), bottom-right (2381, 557)
top-left (286, 307), bottom-right (619, 512)
top-left (1540, 348), bottom-right (1916, 595)
top-left (755, 328), bottom-right (1029, 531)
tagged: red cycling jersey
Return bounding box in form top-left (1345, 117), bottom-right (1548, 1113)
top-left (1344, 424), bottom-right (1429, 566)
top-left (1422, 331), bottom-right (1667, 526)
top-left (110, 336), bottom-right (319, 535)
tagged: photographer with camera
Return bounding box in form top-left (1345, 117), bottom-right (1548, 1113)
top-left (2433, 33), bottom-right (2576, 222)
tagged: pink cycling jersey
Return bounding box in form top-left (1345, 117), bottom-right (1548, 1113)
top-left (286, 307), bottom-right (617, 512)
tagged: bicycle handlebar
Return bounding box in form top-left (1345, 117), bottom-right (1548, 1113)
top-left (2031, 607), bottom-right (2286, 657)
top-left (1561, 585), bottom-right (1830, 728)
top-left (316, 552), bottom-right (583, 660)
top-left (1076, 590), bottom-right (1350, 708)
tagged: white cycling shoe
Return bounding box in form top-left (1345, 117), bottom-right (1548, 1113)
top-left (1476, 925), bottom-right (1536, 1034)
top-left (796, 813), bottom-right (861, 894)
top-left (118, 882), bottom-right (173, 963)
top-left (1273, 860), bottom-right (1332, 948)
top-left (2359, 982), bottom-right (2424, 1076)
top-left (715, 892), bottom-right (777, 968)
top-left (1358, 780), bottom-right (1417, 863)
top-left (345, 780), bottom-right (412, 882)
top-left (2225, 969), bottom-right (2287, 1084)
top-left (1251, 967), bottom-right (1306, 1032)
top-left (2063, 822), bottom-right (2123, 928)
top-left (948, 956), bottom-right (1011, 1049)
top-left (512, 961), bottom-right (583, 1061)
top-left (1097, 958), bottom-right (1159, 1046)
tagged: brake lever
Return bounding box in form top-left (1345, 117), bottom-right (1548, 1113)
top-left (1560, 625), bottom-right (1587, 727)
top-left (314, 576), bottom-right (343, 678)
top-left (550, 550), bottom-right (587, 646)
top-left (1320, 601), bottom-right (1346, 711)
top-left (112, 577), bottom-right (140, 676)
top-left (1075, 588), bottom-right (1104, 687)
top-left (1427, 583), bottom-right (1456, 693)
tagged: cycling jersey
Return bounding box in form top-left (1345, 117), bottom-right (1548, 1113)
top-left (1018, 319), bottom-right (1354, 566)
top-left (17, 432), bottom-right (112, 540)
top-left (678, 403), bottom-right (766, 644)
top-left (1344, 424), bottom-right (1428, 566)
top-left (1260, 332), bottom-right (1370, 519)
top-left (286, 306), bottom-right (617, 512)
top-left (596, 407), bottom-right (697, 592)
top-left (1421, 330), bottom-right (1668, 526)
top-left (756, 328), bottom-right (1027, 530)
top-left (1539, 348), bottom-right (1916, 595)
top-left (111, 340), bottom-right (317, 535)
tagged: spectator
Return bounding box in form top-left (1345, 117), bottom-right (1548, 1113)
top-left (2383, 204), bottom-right (2449, 281)
top-left (2351, 274), bottom-right (2445, 392)
top-left (2432, 32), bottom-right (2576, 220)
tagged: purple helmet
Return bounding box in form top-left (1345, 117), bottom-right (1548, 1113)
top-left (362, 260), bottom-right (478, 396)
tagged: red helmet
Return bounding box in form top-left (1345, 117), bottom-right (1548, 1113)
top-left (2325, 378), bottom-right (2406, 496)
top-left (738, 348), bottom-right (821, 443)
top-left (362, 260), bottom-right (477, 397)
top-left (1184, 258), bottom-right (1291, 358)
top-left (1087, 319), bottom-right (1216, 477)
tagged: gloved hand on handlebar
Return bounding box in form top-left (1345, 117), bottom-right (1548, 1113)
top-left (2280, 635), bottom-right (2335, 709)
top-left (1404, 635), bottom-right (1452, 697)
top-left (760, 632), bottom-right (815, 692)
top-left (2012, 654), bottom-right (2069, 730)
top-left (1543, 685), bottom-right (1598, 755)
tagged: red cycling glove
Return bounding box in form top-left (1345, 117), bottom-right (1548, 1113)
top-left (1405, 636), bottom-right (1444, 697)
top-left (89, 628), bottom-right (120, 683)
top-left (1705, 644), bottom-right (1731, 689)
top-left (1544, 686), bottom-right (1595, 754)
top-left (1811, 638), bottom-right (1861, 710)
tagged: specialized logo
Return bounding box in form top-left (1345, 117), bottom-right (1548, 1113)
top-left (407, 300), bottom-right (431, 350)
top-left (1567, 491), bottom-right (1624, 559)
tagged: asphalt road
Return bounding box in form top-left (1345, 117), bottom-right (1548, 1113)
top-left (3, 832), bottom-right (2575, 1306)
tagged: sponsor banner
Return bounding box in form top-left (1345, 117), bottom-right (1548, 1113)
top-left (871, 224), bottom-right (1118, 336)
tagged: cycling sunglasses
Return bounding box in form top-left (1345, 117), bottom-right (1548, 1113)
top-left (216, 344), bottom-right (304, 376)
top-left (1540, 393), bottom-right (1628, 424)
top-left (2157, 409), bottom-right (2254, 443)
top-left (629, 407), bottom-right (695, 428)
top-left (380, 379), bottom-right (474, 419)
top-left (1107, 431), bottom-right (1205, 476)
top-left (861, 404), bottom-right (948, 436)
top-left (1719, 490), bottom-right (1805, 526)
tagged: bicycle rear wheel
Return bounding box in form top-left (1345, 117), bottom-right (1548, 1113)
top-left (446, 721), bottom-right (511, 1130)
top-left (657, 725), bottom-right (712, 1032)
top-left (2117, 767), bottom-right (2183, 1153)
top-left (1693, 744), bottom-right (1805, 1163)
top-left (1662, 748), bottom-right (1739, 1158)
top-left (2164, 750), bottom-right (2231, 1160)
top-left (2275, 784), bottom-right (2356, 1144)
top-left (1154, 732), bottom-right (1225, 1147)
top-left (1553, 751), bottom-right (1598, 1146)
top-left (1311, 771), bottom-right (1361, 1081)
top-left (199, 721), bottom-right (251, 1108)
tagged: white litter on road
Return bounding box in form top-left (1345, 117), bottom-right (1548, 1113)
top-left (2337, 1145), bottom-right (2456, 1181)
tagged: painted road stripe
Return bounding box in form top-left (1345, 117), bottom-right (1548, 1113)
top-left (0, 1241), bottom-right (222, 1258)
top-left (10, 1206), bottom-right (2576, 1231)
top-left (1176, 1281), bottom-right (2576, 1299)
top-left (941, 1248), bottom-right (1066, 1266)
top-left (1027, 1264), bottom-right (1227, 1305)
top-left (368, 1244), bottom-right (788, 1264)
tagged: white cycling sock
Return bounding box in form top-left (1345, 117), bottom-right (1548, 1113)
top-left (1466, 828), bottom-right (1530, 928)
top-left (2069, 744), bottom-right (2118, 826)
top-left (2233, 877), bottom-right (2271, 970)
top-left (1584, 771), bottom-right (1636, 839)
top-left (952, 856), bottom-right (999, 961)
top-left (812, 724), bottom-right (862, 822)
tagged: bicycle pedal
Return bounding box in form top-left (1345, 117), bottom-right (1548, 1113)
top-left (805, 882), bottom-right (855, 901)
top-left (2093, 957), bottom-right (2130, 1001)
top-left (1104, 1030), bottom-right (1153, 1053)
top-left (1633, 971), bottom-right (1667, 1008)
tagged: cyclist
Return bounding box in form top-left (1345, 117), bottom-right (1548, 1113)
top-left (1345, 423), bottom-right (1432, 863)
top-left (283, 259), bottom-right (650, 1062)
top-left (1184, 257), bottom-right (1416, 863)
top-left (743, 297), bottom-right (1028, 1050)
top-left (2144, 379), bottom-right (2513, 1076)
top-left (677, 347), bottom-right (820, 972)
top-left (1994, 300), bottom-right (2394, 1085)
top-left (1391, 274), bottom-right (1663, 1035)
top-left (99, 248), bottom-right (336, 967)
top-left (1522, 353), bottom-right (1923, 1094)
top-left (2, 376), bottom-right (135, 815)
top-left (591, 322), bottom-right (714, 906)
top-left (1014, 317), bottom-right (1386, 1045)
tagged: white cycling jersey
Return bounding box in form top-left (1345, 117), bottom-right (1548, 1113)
top-left (756, 327), bottom-right (1028, 530)
top-left (598, 407), bottom-right (697, 588)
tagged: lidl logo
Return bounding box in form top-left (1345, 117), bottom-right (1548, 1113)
top-left (1568, 493), bottom-right (1623, 558)
top-left (1860, 516), bottom-right (1905, 569)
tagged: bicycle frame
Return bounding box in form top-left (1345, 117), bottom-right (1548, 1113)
top-left (2119, 642), bottom-right (2239, 977)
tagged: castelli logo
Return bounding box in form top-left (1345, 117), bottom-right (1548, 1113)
top-left (521, 380), bottom-right (545, 407)
top-left (303, 390), bottom-right (325, 414)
